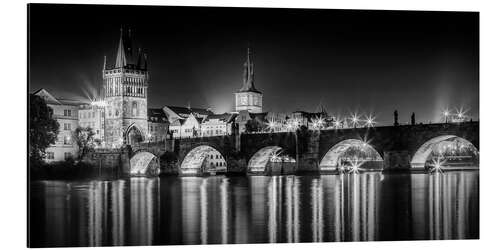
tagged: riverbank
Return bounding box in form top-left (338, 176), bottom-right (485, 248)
top-left (29, 160), bottom-right (121, 180)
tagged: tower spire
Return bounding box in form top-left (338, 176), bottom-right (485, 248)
top-left (103, 55), bottom-right (107, 71)
top-left (240, 45), bottom-right (259, 93)
top-left (115, 28), bottom-right (127, 68)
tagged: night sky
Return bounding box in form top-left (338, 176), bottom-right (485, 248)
top-left (29, 4), bottom-right (479, 125)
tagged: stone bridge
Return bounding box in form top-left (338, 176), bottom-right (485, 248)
top-left (122, 121), bottom-right (478, 176)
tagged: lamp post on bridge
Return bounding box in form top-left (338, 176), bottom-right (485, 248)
top-left (286, 118), bottom-right (300, 171)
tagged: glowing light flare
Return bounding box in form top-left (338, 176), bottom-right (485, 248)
top-left (364, 114), bottom-right (376, 127)
top-left (312, 116), bottom-right (325, 130)
top-left (334, 120), bottom-right (341, 129)
top-left (455, 107), bottom-right (468, 121)
top-left (91, 100), bottom-right (107, 108)
top-left (429, 155), bottom-right (447, 174)
top-left (347, 157), bottom-right (363, 174)
top-left (349, 113), bottom-right (360, 127)
top-left (270, 151), bottom-right (282, 162)
top-left (266, 118), bottom-right (278, 132)
top-left (286, 118), bottom-right (300, 131)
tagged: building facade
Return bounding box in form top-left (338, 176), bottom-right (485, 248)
top-left (235, 47), bottom-right (263, 113)
top-left (169, 113), bottom-right (204, 138)
top-left (147, 108), bottom-right (169, 142)
top-left (163, 106), bottom-right (213, 138)
top-left (200, 113), bottom-right (237, 137)
top-left (34, 89), bottom-right (80, 162)
top-left (103, 28), bottom-right (149, 148)
top-left (78, 104), bottom-right (105, 143)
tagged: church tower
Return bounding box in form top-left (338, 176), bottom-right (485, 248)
top-left (103, 28), bottom-right (149, 147)
top-left (235, 47), bottom-right (263, 113)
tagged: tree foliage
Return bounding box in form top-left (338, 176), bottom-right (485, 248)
top-left (29, 94), bottom-right (59, 166)
top-left (74, 126), bottom-right (96, 160)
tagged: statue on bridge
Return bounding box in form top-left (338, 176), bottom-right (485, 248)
top-left (394, 110), bottom-right (399, 126)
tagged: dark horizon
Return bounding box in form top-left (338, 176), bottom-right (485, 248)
top-left (28, 4), bottom-right (479, 125)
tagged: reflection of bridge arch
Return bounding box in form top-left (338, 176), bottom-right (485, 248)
top-left (248, 146), bottom-right (283, 173)
top-left (319, 139), bottom-right (383, 171)
top-left (130, 151), bottom-right (160, 176)
top-left (180, 145), bottom-right (226, 175)
top-left (411, 135), bottom-right (479, 168)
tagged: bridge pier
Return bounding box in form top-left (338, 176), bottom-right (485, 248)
top-left (383, 151), bottom-right (411, 170)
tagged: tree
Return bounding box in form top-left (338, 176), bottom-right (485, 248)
top-left (29, 94), bottom-right (59, 166)
top-left (74, 126), bottom-right (96, 160)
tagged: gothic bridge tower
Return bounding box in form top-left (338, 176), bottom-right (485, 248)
top-left (103, 28), bottom-right (149, 147)
top-left (235, 47), bottom-right (263, 113)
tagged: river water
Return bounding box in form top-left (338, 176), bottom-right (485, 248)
top-left (29, 171), bottom-right (479, 247)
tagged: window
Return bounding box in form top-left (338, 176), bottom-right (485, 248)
top-left (46, 152), bottom-right (54, 160)
top-left (64, 152), bottom-right (72, 160)
top-left (96, 130), bottom-right (99, 134)
top-left (64, 109), bottom-right (72, 117)
top-left (92, 112), bottom-right (95, 118)
top-left (64, 123), bottom-right (71, 131)
top-left (132, 101), bottom-right (138, 116)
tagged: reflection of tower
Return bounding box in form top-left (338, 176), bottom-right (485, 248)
top-left (235, 47), bottom-right (263, 113)
top-left (103, 28), bottom-right (149, 147)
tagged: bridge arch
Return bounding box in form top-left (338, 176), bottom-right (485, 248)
top-left (130, 151), bottom-right (160, 176)
top-left (180, 145), bottom-right (227, 175)
top-left (319, 139), bottom-right (383, 171)
top-left (411, 135), bottom-right (479, 168)
top-left (247, 146), bottom-right (284, 173)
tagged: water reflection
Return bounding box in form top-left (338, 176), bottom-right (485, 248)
top-left (29, 171), bottom-right (479, 247)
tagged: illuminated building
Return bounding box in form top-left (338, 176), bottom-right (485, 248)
top-left (200, 113), bottom-right (237, 137)
top-left (78, 104), bottom-right (105, 143)
top-left (147, 108), bottom-right (169, 142)
top-left (102, 28), bottom-right (149, 147)
top-left (163, 106), bottom-right (213, 138)
top-left (34, 88), bottom-right (80, 162)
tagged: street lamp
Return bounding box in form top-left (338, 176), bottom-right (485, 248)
top-left (147, 133), bottom-right (152, 149)
top-left (350, 113), bottom-right (360, 128)
top-left (286, 118), bottom-right (300, 170)
top-left (312, 116), bottom-right (324, 130)
top-left (442, 109), bottom-right (450, 123)
top-left (267, 119), bottom-right (277, 133)
top-left (364, 114), bottom-right (376, 128)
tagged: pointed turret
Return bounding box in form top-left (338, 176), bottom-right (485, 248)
top-left (103, 55), bottom-right (107, 71)
top-left (115, 28), bottom-right (127, 68)
top-left (239, 46), bottom-right (260, 93)
top-left (137, 48), bottom-right (148, 70)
